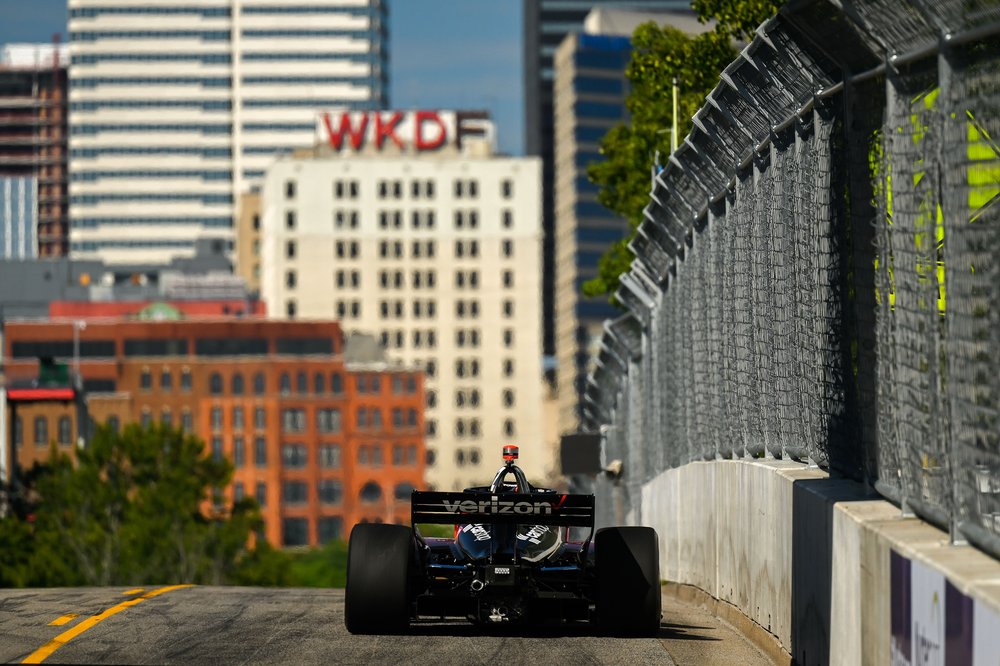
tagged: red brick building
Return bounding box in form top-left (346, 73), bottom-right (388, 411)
top-left (2, 319), bottom-right (425, 546)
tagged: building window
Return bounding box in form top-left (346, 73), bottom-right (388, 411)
top-left (503, 389), bottom-right (515, 407)
top-left (256, 481), bottom-right (267, 508)
top-left (282, 444), bottom-right (307, 469)
top-left (319, 445), bottom-right (341, 468)
top-left (254, 437), bottom-right (267, 467)
top-left (162, 408), bottom-right (172, 427)
top-left (318, 517), bottom-right (343, 544)
top-left (502, 209), bottom-right (513, 228)
top-left (280, 372), bottom-right (291, 395)
top-left (504, 419), bottom-right (516, 437)
top-left (286, 300), bottom-right (297, 318)
top-left (503, 300), bottom-right (514, 317)
top-left (211, 406), bottom-right (223, 430)
top-left (503, 270), bottom-right (513, 288)
top-left (254, 372), bottom-right (265, 395)
top-left (254, 407), bottom-right (266, 429)
top-left (318, 479), bottom-right (342, 505)
top-left (233, 406), bottom-right (245, 430)
top-left (234, 436), bottom-right (245, 467)
top-left (252, 214), bottom-right (261, 231)
top-left (296, 371), bottom-right (308, 394)
top-left (181, 411), bottom-right (192, 433)
top-left (282, 409), bottom-right (306, 433)
top-left (285, 210), bottom-right (296, 229)
top-left (282, 517), bottom-right (308, 546)
top-left (359, 482), bottom-right (382, 503)
top-left (57, 416), bottom-right (72, 445)
top-left (286, 270), bottom-right (297, 289)
top-left (141, 410), bottom-right (152, 429)
top-left (503, 359), bottom-right (515, 377)
top-left (501, 179), bottom-right (513, 198)
top-left (317, 408), bottom-right (342, 433)
top-left (140, 368), bottom-right (152, 391)
top-left (232, 373), bottom-right (245, 395)
top-left (285, 180), bottom-right (296, 199)
top-left (160, 370), bottom-right (172, 391)
top-left (502, 239), bottom-right (513, 257)
top-left (209, 372), bottom-right (223, 395)
top-left (234, 482), bottom-right (245, 502)
top-left (211, 436), bottom-right (223, 461)
top-left (331, 372), bottom-right (343, 394)
top-left (181, 368), bottom-right (192, 392)
top-left (286, 240), bottom-right (296, 258)
top-left (314, 372), bottom-right (325, 394)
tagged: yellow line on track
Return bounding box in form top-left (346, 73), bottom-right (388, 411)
top-left (22, 585), bottom-right (193, 664)
top-left (47, 614), bottom-right (78, 627)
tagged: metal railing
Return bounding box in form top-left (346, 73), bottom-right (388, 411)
top-left (580, 0), bottom-right (1000, 558)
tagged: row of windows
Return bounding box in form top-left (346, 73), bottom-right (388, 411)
top-left (278, 406), bottom-right (418, 433)
top-left (364, 178), bottom-right (514, 200)
top-left (70, 30), bottom-right (231, 41)
top-left (287, 239), bottom-right (516, 263)
top-left (72, 217), bottom-right (231, 228)
top-left (72, 122), bottom-right (232, 134)
top-left (243, 98), bottom-right (370, 109)
top-left (204, 371), bottom-right (351, 396)
top-left (244, 75), bottom-right (374, 85)
top-left (72, 77), bottom-right (231, 88)
top-left (71, 100), bottom-right (232, 112)
top-left (71, 170), bottom-right (232, 182)
top-left (241, 52), bottom-right (379, 63)
top-left (71, 6), bottom-right (231, 17)
top-left (241, 29), bottom-right (376, 39)
top-left (72, 146), bottom-right (232, 159)
top-left (69, 5), bottom-right (379, 18)
top-left (71, 52), bottom-right (230, 64)
top-left (71, 193), bottom-right (232, 205)
top-left (72, 240), bottom-right (195, 251)
top-left (13, 416), bottom-right (74, 447)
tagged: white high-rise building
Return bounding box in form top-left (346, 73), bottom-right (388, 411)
top-left (68, 0), bottom-right (387, 264)
top-left (257, 110), bottom-right (548, 491)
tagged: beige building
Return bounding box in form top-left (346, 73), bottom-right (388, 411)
top-left (237, 191), bottom-right (262, 293)
top-left (256, 111), bottom-right (549, 490)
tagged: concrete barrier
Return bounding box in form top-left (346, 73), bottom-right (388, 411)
top-left (637, 459), bottom-right (1000, 665)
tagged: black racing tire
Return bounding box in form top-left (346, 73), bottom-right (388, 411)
top-left (595, 526), bottom-right (661, 637)
top-left (344, 523), bottom-right (413, 634)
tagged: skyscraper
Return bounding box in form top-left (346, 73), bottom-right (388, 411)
top-left (553, 8), bottom-right (710, 435)
top-left (68, 0), bottom-right (388, 265)
top-left (522, 0), bottom-right (689, 366)
top-left (0, 43), bottom-right (69, 258)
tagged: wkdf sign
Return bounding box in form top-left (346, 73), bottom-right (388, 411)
top-left (890, 549), bottom-right (1000, 665)
top-left (315, 110), bottom-right (492, 154)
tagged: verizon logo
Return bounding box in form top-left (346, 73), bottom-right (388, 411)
top-left (441, 497), bottom-right (554, 516)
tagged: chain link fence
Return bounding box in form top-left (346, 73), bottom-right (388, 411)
top-left (580, 0), bottom-right (1000, 558)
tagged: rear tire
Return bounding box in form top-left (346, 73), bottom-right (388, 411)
top-left (595, 526), bottom-right (661, 636)
top-left (344, 523), bottom-right (413, 634)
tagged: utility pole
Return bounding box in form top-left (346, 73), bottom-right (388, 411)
top-left (671, 77), bottom-right (679, 153)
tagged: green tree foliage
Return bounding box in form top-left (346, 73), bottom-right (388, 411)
top-left (583, 0), bottom-right (783, 300)
top-left (0, 424), bottom-right (265, 586)
top-left (693, 0), bottom-right (785, 41)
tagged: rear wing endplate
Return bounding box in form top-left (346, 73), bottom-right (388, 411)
top-left (411, 491), bottom-right (595, 528)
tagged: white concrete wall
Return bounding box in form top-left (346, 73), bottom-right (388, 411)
top-left (636, 459), bottom-right (1000, 664)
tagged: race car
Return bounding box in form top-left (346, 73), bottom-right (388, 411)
top-left (344, 445), bottom-right (661, 635)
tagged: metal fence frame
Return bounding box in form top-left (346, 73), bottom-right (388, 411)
top-left (580, 0), bottom-right (1000, 559)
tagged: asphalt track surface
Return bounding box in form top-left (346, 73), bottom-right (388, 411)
top-left (0, 586), bottom-right (773, 665)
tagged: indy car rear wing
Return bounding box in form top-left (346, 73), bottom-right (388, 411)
top-left (411, 491), bottom-right (596, 528)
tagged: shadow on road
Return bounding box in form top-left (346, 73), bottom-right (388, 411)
top-left (397, 619), bottom-right (722, 641)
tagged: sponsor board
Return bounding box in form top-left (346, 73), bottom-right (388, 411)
top-left (315, 110), bottom-right (492, 153)
top-left (891, 549), bottom-right (1000, 665)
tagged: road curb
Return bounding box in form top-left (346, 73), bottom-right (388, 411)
top-left (661, 582), bottom-right (792, 666)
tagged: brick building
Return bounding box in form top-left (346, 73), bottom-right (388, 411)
top-left (1, 319), bottom-right (424, 546)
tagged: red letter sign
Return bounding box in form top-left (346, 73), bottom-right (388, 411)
top-left (375, 111), bottom-right (404, 149)
top-left (322, 112), bottom-right (369, 151)
top-left (414, 111), bottom-right (447, 151)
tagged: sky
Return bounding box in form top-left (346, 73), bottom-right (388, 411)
top-left (0, 0), bottom-right (526, 155)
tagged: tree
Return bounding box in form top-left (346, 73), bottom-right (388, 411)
top-left (583, 0), bottom-right (783, 300)
top-left (0, 423), bottom-right (267, 587)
